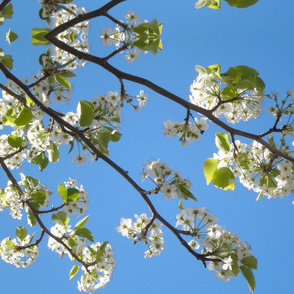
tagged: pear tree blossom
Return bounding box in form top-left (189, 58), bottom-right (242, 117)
top-left (0, 0), bottom-right (293, 293)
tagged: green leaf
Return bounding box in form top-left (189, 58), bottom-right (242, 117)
top-left (31, 152), bottom-right (48, 171)
top-left (31, 190), bottom-right (47, 206)
top-left (27, 209), bottom-right (37, 226)
top-left (195, 65), bottom-right (207, 75)
top-left (133, 23), bottom-right (149, 34)
top-left (225, 255), bottom-right (239, 277)
top-left (58, 70), bottom-right (76, 78)
top-left (259, 173), bottom-right (277, 188)
top-left (110, 131), bottom-right (122, 142)
top-left (215, 133), bottom-right (231, 152)
top-left (67, 188), bottom-right (80, 202)
top-left (26, 95), bottom-right (35, 107)
top-left (240, 266), bottom-right (256, 293)
top-left (74, 216), bottom-right (89, 230)
top-left (75, 228), bottom-right (94, 242)
top-left (0, 4), bottom-right (13, 25)
top-left (7, 135), bottom-right (22, 148)
top-left (220, 87), bottom-right (239, 101)
top-left (177, 183), bottom-right (197, 201)
top-left (58, 184), bottom-right (68, 203)
top-left (95, 241), bottom-right (108, 262)
top-left (6, 29), bottom-right (18, 45)
top-left (55, 74), bottom-right (71, 89)
top-left (178, 199), bottom-right (184, 210)
top-left (77, 100), bottom-right (94, 127)
top-left (255, 192), bottom-right (263, 201)
top-left (14, 107), bottom-right (33, 127)
top-left (5, 239), bottom-right (15, 248)
top-left (220, 65), bottom-right (264, 94)
top-left (195, 0), bottom-right (221, 9)
top-left (195, 0), bottom-right (208, 8)
top-left (69, 265), bottom-right (80, 280)
top-left (149, 18), bottom-right (161, 35)
top-left (133, 39), bottom-right (149, 51)
top-left (212, 167), bottom-right (235, 190)
top-left (58, 185), bottom-right (79, 204)
top-left (97, 130), bottom-right (111, 153)
top-left (28, 232), bottom-right (36, 244)
top-left (241, 256), bottom-right (258, 269)
top-left (52, 211), bottom-right (68, 226)
top-left (47, 143), bottom-right (59, 163)
top-left (208, 0), bottom-right (221, 9)
top-left (68, 140), bottom-right (74, 154)
top-left (31, 28), bottom-right (51, 46)
top-left (225, 0), bottom-right (258, 8)
top-left (203, 158), bottom-right (219, 185)
top-left (16, 226), bottom-right (28, 242)
top-left (0, 49), bottom-right (13, 70)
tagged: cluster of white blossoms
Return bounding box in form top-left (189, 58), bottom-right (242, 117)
top-left (163, 117), bottom-right (209, 146)
top-left (48, 223), bottom-right (79, 256)
top-left (100, 10), bottom-right (155, 63)
top-left (63, 178), bottom-right (88, 216)
top-left (266, 90), bottom-right (294, 146)
top-left (31, 66), bottom-right (73, 105)
top-left (116, 213), bottom-right (164, 258)
top-left (189, 73), bottom-right (263, 124)
top-left (0, 174), bottom-right (51, 220)
top-left (50, 4), bottom-right (89, 70)
top-left (77, 242), bottom-right (116, 292)
top-left (267, 91), bottom-right (292, 118)
top-left (0, 235), bottom-right (39, 268)
top-left (213, 140), bottom-right (294, 198)
top-left (176, 207), bottom-right (255, 282)
top-left (141, 160), bottom-right (194, 201)
top-left (123, 89), bottom-right (148, 111)
top-left (100, 10), bottom-right (140, 48)
top-left (48, 222), bottom-right (116, 292)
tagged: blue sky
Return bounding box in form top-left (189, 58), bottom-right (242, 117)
top-left (0, 0), bottom-right (294, 293)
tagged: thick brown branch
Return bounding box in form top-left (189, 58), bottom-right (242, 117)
top-left (0, 0), bottom-right (11, 12)
top-left (43, 32), bottom-right (294, 163)
top-left (0, 62), bottom-right (215, 267)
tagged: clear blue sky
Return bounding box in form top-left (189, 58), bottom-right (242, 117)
top-left (0, 0), bottom-right (294, 293)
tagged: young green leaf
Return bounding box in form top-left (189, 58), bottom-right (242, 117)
top-left (31, 152), bottom-right (48, 171)
top-left (0, 3), bottom-right (13, 25)
top-left (14, 107), bottom-right (33, 127)
top-left (74, 216), bottom-right (89, 230)
top-left (58, 184), bottom-right (68, 203)
top-left (16, 226), bottom-right (28, 242)
top-left (52, 211), bottom-right (68, 226)
top-left (55, 74), bottom-right (71, 89)
top-left (241, 256), bottom-right (258, 269)
top-left (215, 133), bottom-right (231, 152)
top-left (58, 70), bottom-right (76, 78)
top-left (75, 228), bottom-right (94, 242)
top-left (203, 158), bottom-right (219, 185)
top-left (225, 0), bottom-right (258, 8)
top-left (212, 167), bottom-right (235, 190)
top-left (48, 143), bottom-right (59, 163)
top-left (67, 188), bottom-right (80, 202)
top-left (77, 100), bottom-right (94, 126)
top-left (95, 241), bottom-right (108, 262)
top-left (69, 265), bottom-right (80, 280)
top-left (177, 183), bottom-right (197, 201)
top-left (6, 29), bottom-right (18, 45)
top-left (240, 266), bottom-right (256, 293)
top-left (7, 135), bottom-right (22, 148)
top-left (27, 209), bottom-right (37, 226)
top-left (31, 28), bottom-right (51, 45)
top-left (0, 49), bottom-right (13, 70)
